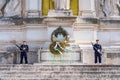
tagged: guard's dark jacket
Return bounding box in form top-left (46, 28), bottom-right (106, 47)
top-left (20, 44), bottom-right (29, 53)
top-left (93, 43), bottom-right (102, 63)
top-left (93, 44), bottom-right (102, 54)
top-left (20, 44), bottom-right (29, 64)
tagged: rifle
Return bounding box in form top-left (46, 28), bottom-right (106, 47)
top-left (10, 40), bottom-right (25, 52)
top-left (15, 44), bottom-right (28, 52)
top-left (15, 44), bottom-right (21, 50)
top-left (91, 42), bottom-right (102, 55)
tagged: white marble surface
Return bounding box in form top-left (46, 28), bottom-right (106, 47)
top-left (26, 0), bottom-right (42, 17)
top-left (0, 32), bottom-right (23, 41)
top-left (98, 30), bottom-right (120, 44)
top-left (26, 27), bottom-right (47, 41)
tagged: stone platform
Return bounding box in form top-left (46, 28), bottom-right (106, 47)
top-left (37, 43), bottom-right (82, 63)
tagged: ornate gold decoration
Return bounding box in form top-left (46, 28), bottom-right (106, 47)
top-left (49, 26), bottom-right (69, 55)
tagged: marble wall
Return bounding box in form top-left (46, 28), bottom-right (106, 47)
top-left (73, 25), bottom-right (97, 43)
top-left (0, 0), bottom-right (120, 64)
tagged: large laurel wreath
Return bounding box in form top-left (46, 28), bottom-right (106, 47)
top-left (49, 26), bottom-right (69, 55)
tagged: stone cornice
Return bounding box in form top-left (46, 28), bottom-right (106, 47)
top-left (0, 17), bottom-right (120, 27)
top-left (43, 17), bottom-right (77, 23)
top-left (100, 18), bottom-right (120, 24)
top-left (73, 23), bottom-right (98, 26)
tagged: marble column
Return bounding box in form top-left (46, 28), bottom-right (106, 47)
top-left (21, 0), bottom-right (26, 17)
top-left (39, 0), bottom-right (42, 16)
top-left (91, 0), bottom-right (96, 16)
top-left (78, 0), bottom-right (81, 15)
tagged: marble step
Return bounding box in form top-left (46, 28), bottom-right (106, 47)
top-left (1, 67), bottom-right (120, 71)
top-left (0, 65), bottom-right (120, 79)
top-left (0, 76), bottom-right (120, 80)
top-left (0, 65), bottom-right (120, 70)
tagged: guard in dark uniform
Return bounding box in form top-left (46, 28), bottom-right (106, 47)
top-left (20, 41), bottom-right (29, 64)
top-left (93, 39), bottom-right (102, 64)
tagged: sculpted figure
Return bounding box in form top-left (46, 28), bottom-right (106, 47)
top-left (53, 0), bottom-right (70, 10)
top-left (0, 0), bottom-right (21, 17)
top-left (116, 0), bottom-right (120, 15)
top-left (0, 0), bottom-right (10, 17)
top-left (100, 0), bottom-right (112, 17)
top-left (4, 0), bottom-right (21, 17)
